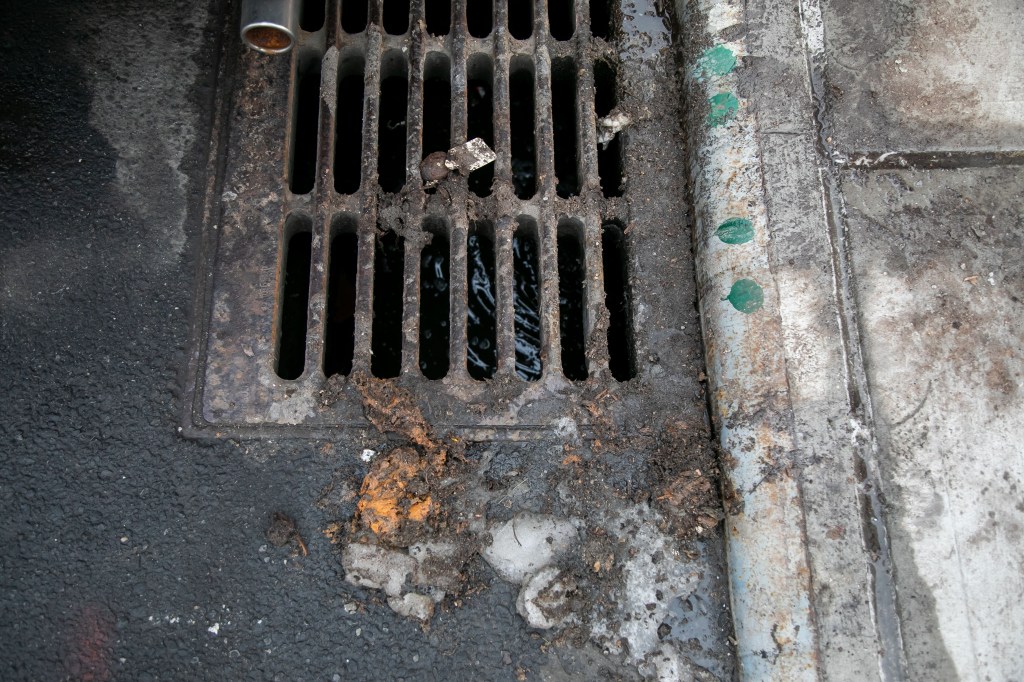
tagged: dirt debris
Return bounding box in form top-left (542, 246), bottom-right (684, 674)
top-left (265, 512), bottom-right (308, 556)
top-left (351, 372), bottom-right (462, 470)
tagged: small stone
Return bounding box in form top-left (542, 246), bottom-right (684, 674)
top-left (343, 602), bottom-right (358, 614)
top-left (420, 151), bottom-right (449, 184)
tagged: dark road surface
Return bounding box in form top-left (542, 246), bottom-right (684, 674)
top-left (0, 2), bottom-right (549, 679)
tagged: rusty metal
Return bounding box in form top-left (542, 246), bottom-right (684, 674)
top-left (185, 0), bottom-right (702, 439)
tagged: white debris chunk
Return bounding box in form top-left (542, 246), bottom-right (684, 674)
top-left (597, 111), bottom-right (631, 146)
top-left (360, 448), bottom-right (376, 462)
top-left (342, 543), bottom-right (416, 597)
top-left (481, 513), bottom-right (578, 584)
top-left (445, 137), bottom-right (497, 172)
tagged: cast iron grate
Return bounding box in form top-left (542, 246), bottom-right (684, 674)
top-left (186, 0), bottom-right (699, 438)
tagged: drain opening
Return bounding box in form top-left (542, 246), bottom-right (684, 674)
top-left (324, 216), bottom-right (359, 377)
top-left (419, 219), bottom-right (451, 380)
top-left (467, 221), bottom-right (498, 380)
top-left (425, 0), bottom-right (451, 35)
top-left (383, 0), bottom-right (410, 34)
top-left (549, 0), bottom-right (575, 40)
top-left (551, 57), bottom-right (580, 198)
top-left (341, 0), bottom-right (368, 33)
top-left (300, 0), bottom-right (325, 32)
top-left (602, 222), bottom-right (635, 381)
top-left (513, 217), bottom-right (542, 381)
top-left (289, 54), bottom-right (321, 195)
top-left (371, 230), bottom-right (406, 378)
top-left (509, 57), bottom-right (536, 200)
top-left (422, 53), bottom-right (452, 157)
top-left (275, 215), bottom-right (313, 380)
top-left (467, 54), bottom-right (494, 197)
top-left (334, 52), bottom-right (365, 194)
top-left (467, 1), bottom-right (492, 38)
top-left (378, 50), bottom-right (408, 193)
top-left (589, 0), bottom-right (612, 39)
top-left (557, 221), bottom-right (588, 381)
top-left (508, 1), bottom-right (533, 39)
top-left (594, 59), bottom-right (623, 197)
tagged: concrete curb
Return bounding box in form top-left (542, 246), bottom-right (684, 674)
top-left (677, 0), bottom-right (820, 678)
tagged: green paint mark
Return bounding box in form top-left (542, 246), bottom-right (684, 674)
top-left (707, 92), bottom-right (739, 127)
top-left (693, 45), bottom-right (736, 81)
top-left (723, 279), bottom-right (764, 313)
top-left (716, 218), bottom-right (754, 244)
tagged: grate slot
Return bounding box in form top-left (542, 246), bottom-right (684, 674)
top-left (289, 51), bottom-right (322, 194)
top-left (371, 230), bottom-right (406, 378)
top-left (594, 58), bottom-right (623, 197)
top-left (334, 51), bottom-right (366, 194)
top-left (551, 56), bottom-right (580, 198)
top-left (466, 53), bottom-right (495, 196)
top-left (377, 49), bottom-right (409, 193)
top-left (508, 0), bottom-right (533, 40)
top-left (425, 0), bottom-right (451, 35)
top-left (422, 53), bottom-right (452, 157)
top-left (557, 220), bottom-right (588, 380)
top-left (383, 0), bottom-right (411, 34)
top-left (588, 0), bottom-right (611, 39)
top-left (508, 56), bottom-right (536, 199)
top-left (301, 0), bottom-right (326, 32)
top-left (275, 215), bottom-right (314, 380)
top-left (419, 218), bottom-right (451, 379)
top-left (548, 0), bottom-right (575, 40)
top-left (513, 216), bottom-right (543, 381)
top-left (601, 221), bottom-right (635, 381)
top-left (466, 0), bottom-right (492, 38)
top-left (324, 215), bottom-right (359, 377)
top-left (341, 0), bottom-right (369, 33)
top-left (467, 221), bottom-right (498, 379)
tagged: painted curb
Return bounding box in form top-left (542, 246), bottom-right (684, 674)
top-left (678, 1), bottom-right (820, 678)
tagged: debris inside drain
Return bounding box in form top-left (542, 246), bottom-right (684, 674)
top-left (444, 137), bottom-right (497, 173)
top-left (597, 110), bottom-right (632, 147)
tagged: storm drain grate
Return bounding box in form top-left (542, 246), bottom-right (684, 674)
top-left (186, 0), bottom-right (701, 437)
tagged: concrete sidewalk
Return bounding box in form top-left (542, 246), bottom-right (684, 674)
top-left (683, 0), bottom-right (1022, 678)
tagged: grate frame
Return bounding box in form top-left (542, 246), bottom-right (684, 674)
top-left (184, 0), bottom-right (702, 439)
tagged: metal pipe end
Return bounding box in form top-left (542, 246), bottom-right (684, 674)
top-left (241, 23), bottom-right (296, 54)
top-left (240, 0), bottom-right (300, 55)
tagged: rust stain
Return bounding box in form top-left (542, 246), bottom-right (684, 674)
top-left (356, 446), bottom-right (433, 537)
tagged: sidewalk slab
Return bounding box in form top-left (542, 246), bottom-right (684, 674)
top-left (821, 0), bottom-right (1024, 152)
top-left (841, 166), bottom-right (1024, 681)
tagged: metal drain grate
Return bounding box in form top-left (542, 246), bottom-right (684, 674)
top-left (186, 0), bottom-right (701, 438)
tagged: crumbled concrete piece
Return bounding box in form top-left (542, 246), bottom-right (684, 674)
top-left (597, 111), bottom-right (631, 146)
top-left (445, 137), bottom-right (497, 173)
top-left (481, 513), bottom-right (578, 584)
top-left (387, 592), bottom-right (435, 621)
top-left (516, 566), bottom-right (575, 630)
top-left (342, 542), bottom-right (416, 598)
